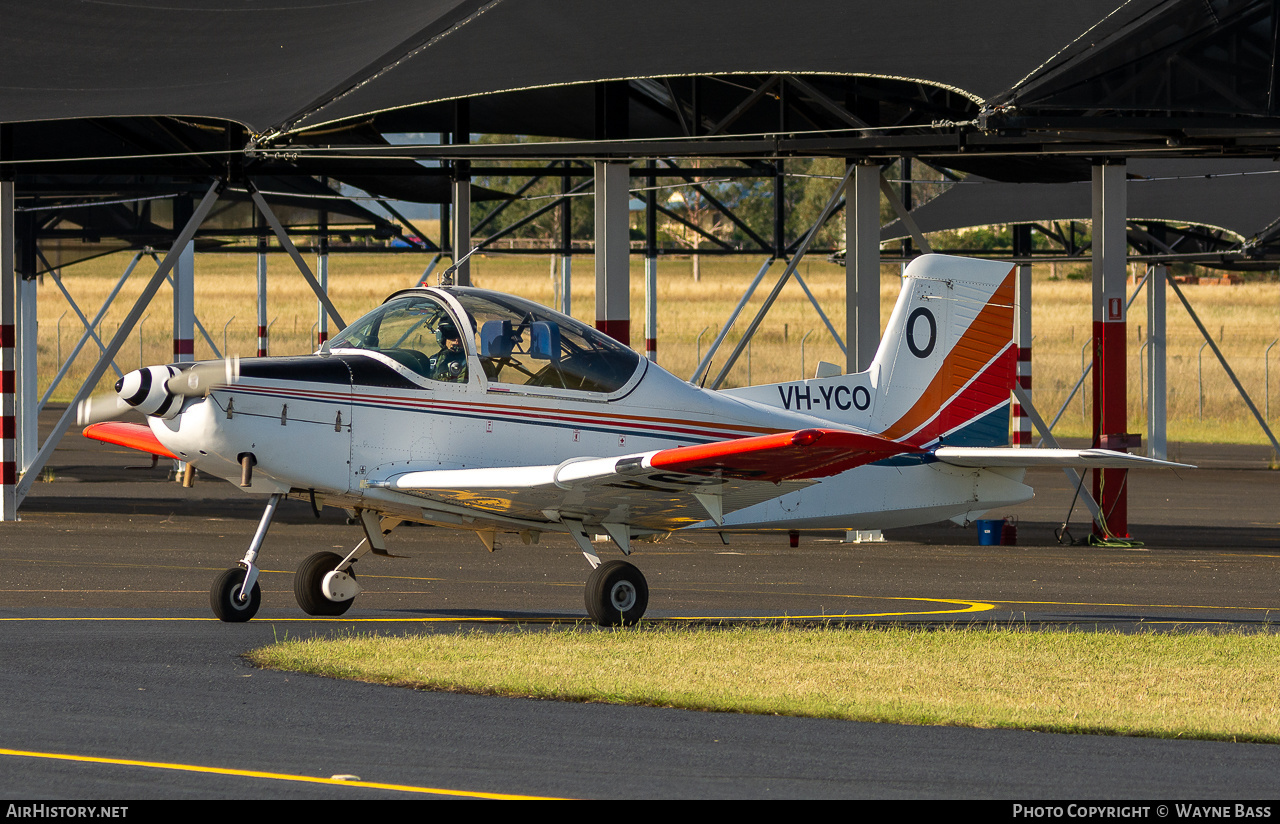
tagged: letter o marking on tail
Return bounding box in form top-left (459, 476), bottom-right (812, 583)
top-left (853, 385), bottom-right (870, 410)
top-left (907, 307), bottom-right (937, 359)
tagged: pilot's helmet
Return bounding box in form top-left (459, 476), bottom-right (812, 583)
top-left (436, 319), bottom-right (460, 346)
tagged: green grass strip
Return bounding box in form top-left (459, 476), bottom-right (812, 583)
top-left (248, 624), bottom-right (1280, 743)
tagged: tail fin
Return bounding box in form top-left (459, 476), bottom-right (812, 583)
top-left (868, 255), bottom-right (1016, 447)
top-left (722, 254), bottom-right (1016, 448)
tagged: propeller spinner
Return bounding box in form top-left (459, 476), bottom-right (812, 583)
top-left (77, 358), bottom-right (240, 425)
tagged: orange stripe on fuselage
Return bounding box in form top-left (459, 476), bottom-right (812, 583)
top-left (877, 267), bottom-right (1015, 444)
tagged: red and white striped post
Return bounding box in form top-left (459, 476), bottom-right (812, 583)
top-left (0, 174), bottom-right (15, 519)
top-left (1012, 261), bottom-right (1033, 446)
top-left (1092, 162), bottom-right (1131, 537)
top-left (256, 235), bottom-right (268, 357)
top-left (594, 161), bottom-right (631, 345)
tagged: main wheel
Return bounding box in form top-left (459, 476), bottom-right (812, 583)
top-left (294, 551), bottom-right (357, 616)
top-left (585, 560), bottom-right (649, 626)
top-left (211, 567), bottom-right (261, 622)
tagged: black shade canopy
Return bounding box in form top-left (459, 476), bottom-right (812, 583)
top-left (881, 159), bottom-right (1280, 243)
top-left (0, 0), bottom-right (1137, 136)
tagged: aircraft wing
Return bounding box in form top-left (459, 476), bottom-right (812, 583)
top-left (367, 428), bottom-right (916, 531)
top-left (933, 447), bottom-right (1193, 470)
top-left (82, 421), bottom-right (179, 459)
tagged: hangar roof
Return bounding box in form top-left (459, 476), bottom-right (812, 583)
top-left (0, 0), bottom-right (1144, 135)
top-left (880, 159), bottom-right (1280, 243)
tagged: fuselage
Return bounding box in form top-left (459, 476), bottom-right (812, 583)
top-left (150, 285), bottom-right (1032, 533)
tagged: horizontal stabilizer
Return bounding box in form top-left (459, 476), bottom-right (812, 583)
top-left (933, 447), bottom-right (1193, 470)
top-left (83, 421), bottom-right (179, 460)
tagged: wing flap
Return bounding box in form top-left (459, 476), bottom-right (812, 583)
top-left (933, 447), bottom-right (1193, 470)
top-left (647, 428), bottom-right (917, 480)
top-left (83, 421), bottom-right (179, 460)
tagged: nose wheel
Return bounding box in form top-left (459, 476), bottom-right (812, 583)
top-left (585, 560), bottom-right (648, 626)
top-left (211, 567), bottom-right (261, 622)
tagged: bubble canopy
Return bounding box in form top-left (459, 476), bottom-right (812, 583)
top-left (331, 287), bottom-right (643, 395)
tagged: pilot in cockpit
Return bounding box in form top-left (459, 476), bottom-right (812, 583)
top-left (431, 319), bottom-right (468, 383)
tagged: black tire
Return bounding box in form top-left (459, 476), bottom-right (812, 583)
top-left (585, 560), bottom-right (648, 626)
top-left (211, 567), bottom-right (261, 622)
top-left (294, 551), bottom-right (357, 616)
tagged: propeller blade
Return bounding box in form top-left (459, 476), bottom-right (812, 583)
top-left (76, 393), bottom-right (129, 426)
top-left (165, 356), bottom-right (240, 398)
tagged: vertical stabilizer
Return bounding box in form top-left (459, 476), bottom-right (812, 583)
top-left (869, 255), bottom-right (1015, 447)
top-left (721, 255), bottom-right (1016, 448)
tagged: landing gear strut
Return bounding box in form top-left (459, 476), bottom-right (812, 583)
top-left (585, 560), bottom-right (649, 626)
top-left (210, 491), bottom-right (282, 622)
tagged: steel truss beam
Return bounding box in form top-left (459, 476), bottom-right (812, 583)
top-left (14, 179), bottom-right (226, 505)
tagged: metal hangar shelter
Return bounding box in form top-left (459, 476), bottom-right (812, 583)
top-left (2, 0), bottom-right (1279, 533)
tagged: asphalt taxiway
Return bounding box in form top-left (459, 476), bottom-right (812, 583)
top-left (1, 416), bottom-right (1278, 798)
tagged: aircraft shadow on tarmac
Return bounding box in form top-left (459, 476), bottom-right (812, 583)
top-left (886, 520), bottom-right (1280, 550)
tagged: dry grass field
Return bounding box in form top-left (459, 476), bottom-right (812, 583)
top-left (35, 250), bottom-right (1280, 445)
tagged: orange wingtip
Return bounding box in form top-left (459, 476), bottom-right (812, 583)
top-left (648, 428), bottom-right (917, 482)
top-left (83, 421), bottom-right (179, 460)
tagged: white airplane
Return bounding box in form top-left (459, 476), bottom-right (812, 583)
top-left (80, 254), bottom-right (1183, 625)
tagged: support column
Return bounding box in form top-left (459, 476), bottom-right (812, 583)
top-left (644, 160), bottom-right (657, 361)
top-left (1, 169), bottom-right (15, 519)
top-left (594, 161), bottom-right (631, 345)
top-left (172, 242), bottom-right (194, 362)
top-left (451, 162), bottom-right (471, 286)
top-left (1147, 264), bottom-right (1167, 460)
top-left (451, 101), bottom-right (471, 286)
top-left (1091, 161), bottom-right (1131, 537)
top-left (1012, 225), bottom-right (1033, 446)
top-left (172, 197), bottom-right (195, 364)
top-left (13, 207), bottom-right (37, 474)
top-left (16, 273), bottom-right (35, 472)
top-left (316, 236), bottom-right (329, 347)
top-left (317, 203), bottom-right (329, 346)
top-left (256, 235), bottom-right (268, 357)
top-left (560, 165), bottom-right (573, 315)
top-left (846, 161), bottom-right (881, 373)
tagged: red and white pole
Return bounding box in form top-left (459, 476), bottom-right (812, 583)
top-left (594, 161), bottom-right (631, 345)
top-left (1012, 261), bottom-right (1033, 445)
top-left (256, 235), bottom-right (268, 357)
top-left (0, 173), bottom-right (15, 519)
top-left (1091, 162), bottom-right (1130, 538)
top-left (172, 240), bottom-right (194, 363)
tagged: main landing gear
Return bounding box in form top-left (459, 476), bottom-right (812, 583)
top-left (294, 551), bottom-right (358, 616)
top-left (585, 560), bottom-right (649, 627)
top-left (563, 519), bottom-right (650, 626)
top-left (210, 495), bottom-right (651, 625)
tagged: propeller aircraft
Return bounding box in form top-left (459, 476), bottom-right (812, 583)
top-left (80, 254), bottom-right (1185, 625)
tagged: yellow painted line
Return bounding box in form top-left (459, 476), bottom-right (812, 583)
top-left (0, 619), bottom-right (519, 624)
top-left (665, 597), bottom-right (997, 620)
top-left (970, 597), bottom-right (1280, 612)
top-left (0, 595), bottom-right (996, 623)
top-left (0, 747), bottom-right (564, 800)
